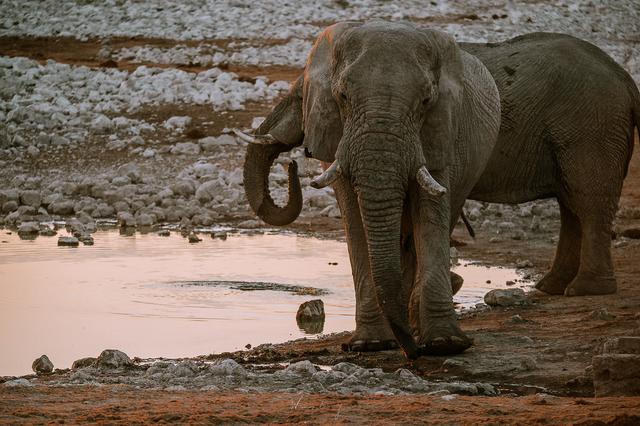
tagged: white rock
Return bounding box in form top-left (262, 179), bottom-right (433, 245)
top-left (91, 114), bottom-right (112, 133)
top-left (163, 116), bottom-right (192, 130)
top-left (170, 142), bottom-right (200, 155)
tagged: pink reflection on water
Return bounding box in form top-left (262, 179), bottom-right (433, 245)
top-left (0, 229), bottom-right (526, 376)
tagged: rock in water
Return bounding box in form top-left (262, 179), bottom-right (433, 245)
top-left (32, 354), bottom-right (54, 374)
top-left (484, 288), bottom-right (527, 307)
top-left (296, 299), bottom-right (325, 334)
top-left (96, 349), bottom-right (132, 369)
top-left (58, 236), bottom-right (80, 247)
top-left (593, 337), bottom-right (640, 396)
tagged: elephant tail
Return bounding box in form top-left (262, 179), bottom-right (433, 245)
top-left (460, 210), bottom-right (476, 239)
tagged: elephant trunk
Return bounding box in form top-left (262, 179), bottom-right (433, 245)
top-left (351, 138), bottom-right (420, 359)
top-left (243, 143), bottom-right (302, 226)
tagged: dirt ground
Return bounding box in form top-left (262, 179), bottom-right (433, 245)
top-left (1, 35), bottom-right (640, 424)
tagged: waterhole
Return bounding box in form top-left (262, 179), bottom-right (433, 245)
top-left (0, 229), bottom-right (529, 376)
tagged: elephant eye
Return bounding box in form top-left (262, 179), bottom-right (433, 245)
top-left (422, 96), bottom-right (431, 106)
top-left (340, 92), bottom-right (348, 102)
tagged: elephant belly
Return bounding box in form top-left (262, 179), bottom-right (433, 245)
top-left (468, 133), bottom-right (558, 204)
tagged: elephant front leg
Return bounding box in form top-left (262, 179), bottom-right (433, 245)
top-left (332, 176), bottom-right (398, 351)
top-left (410, 177), bottom-right (473, 355)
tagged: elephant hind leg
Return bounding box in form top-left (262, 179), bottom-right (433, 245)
top-left (536, 200), bottom-right (581, 295)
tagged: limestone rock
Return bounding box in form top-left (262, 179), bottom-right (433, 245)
top-left (296, 299), bottom-right (325, 321)
top-left (170, 142), bottom-right (200, 155)
top-left (96, 349), bottom-right (132, 369)
top-left (18, 221), bottom-right (40, 236)
top-left (49, 200), bottom-right (75, 215)
top-left (484, 288), bottom-right (527, 307)
top-left (32, 354), bottom-right (54, 374)
top-left (296, 299), bottom-right (325, 333)
top-left (72, 357), bottom-right (97, 369)
top-left (20, 190), bottom-right (41, 208)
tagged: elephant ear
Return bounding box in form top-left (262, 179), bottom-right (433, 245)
top-left (302, 22), bottom-right (359, 163)
top-left (419, 30), bottom-right (465, 171)
top-left (255, 74), bottom-right (304, 146)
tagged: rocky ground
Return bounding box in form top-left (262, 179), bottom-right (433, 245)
top-left (1, 0), bottom-right (640, 423)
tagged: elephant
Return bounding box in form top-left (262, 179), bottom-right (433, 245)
top-left (242, 25), bottom-right (640, 359)
top-left (460, 33), bottom-right (640, 297)
top-left (243, 20), bottom-right (502, 359)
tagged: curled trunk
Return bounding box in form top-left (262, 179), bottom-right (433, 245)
top-left (243, 143), bottom-right (302, 226)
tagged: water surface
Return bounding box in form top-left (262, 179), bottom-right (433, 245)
top-left (0, 229), bottom-right (526, 376)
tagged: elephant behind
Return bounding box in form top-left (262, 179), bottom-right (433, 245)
top-left (461, 33), bottom-right (640, 297)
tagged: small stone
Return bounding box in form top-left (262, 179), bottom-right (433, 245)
top-left (296, 299), bottom-right (325, 334)
top-left (164, 116), bottom-right (192, 130)
top-left (32, 354), bottom-right (54, 374)
top-left (20, 190), bottom-right (41, 208)
top-left (212, 231), bottom-right (227, 240)
top-left (58, 236), bottom-right (80, 246)
top-left (158, 229), bottom-right (170, 237)
top-left (484, 288), bottom-right (527, 307)
top-left (39, 227), bottom-right (57, 236)
top-left (245, 343), bottom-right (252, 349)
top-left (507, 314), bottom-right (530, 324)
top-left (586, 308), bottom-right (616, 321)
top-left (532, 393), bottom-right (558, 405)
top-left (79, 234), bottom-right (94, 245)
top-left (96, 349), bottom-right (132, 369)
top-left (49, 200), bottom-right (75, 215)
top-left (72, 357), bottom-right (97, 369)
top-left (188, 233), bottom-right (201, 243)
top-left (170, 142), bottom-right (200, 155)
top-left (18, 221), bottom-right (40, 236)
top-left (136, 213), bottom-right (155, 226)
top-left (296, 299), bottom-right (325, 322)
top-left (117, 211), bottom-right (137, 227)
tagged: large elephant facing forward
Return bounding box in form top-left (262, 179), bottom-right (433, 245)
top-left (243, 21), bottom-right (502, 358)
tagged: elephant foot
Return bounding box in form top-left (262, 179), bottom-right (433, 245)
top-left (341, 339), bottom-right (399, 352)
top-left (450, 271), bottom-right (464, 296)
top-left (564, 274), bottom-right (617, 296)
top-left (342, 327), bottom-right (398, 352)
top-left (535, 270), bottom-right (573, 295)
top-left (418, 317), bottom-right (473, 356)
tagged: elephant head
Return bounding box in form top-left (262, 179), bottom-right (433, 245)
top-left (244, 21), bottom-right (467, 358)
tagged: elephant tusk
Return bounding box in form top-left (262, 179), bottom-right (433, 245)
top-left (416, 165), bottom-right (447, 196)
top-left (232, 128), bottom-right (279, 145)
top-left (310, 161), bottom-right (342, 189)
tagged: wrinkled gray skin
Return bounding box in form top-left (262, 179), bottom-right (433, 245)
top-left (244, 21), bottom-right (501, 359)
top-left (462, 33), bottom-right (640, 298)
